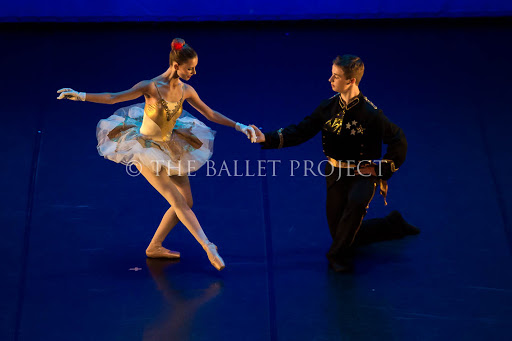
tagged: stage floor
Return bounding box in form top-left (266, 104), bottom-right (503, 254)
top-left (1, 19), bottom-right (511, 340)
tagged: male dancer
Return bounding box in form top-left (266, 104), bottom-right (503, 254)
top-left (251, 55), bottom-right (419, 272)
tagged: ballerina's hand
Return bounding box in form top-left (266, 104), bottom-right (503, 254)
top-left (249, 125), bottom-right (266, 143)
top-left (57, 88), bottom-right (86, 101)
top-left (235, 122), bottom-right (257, 143)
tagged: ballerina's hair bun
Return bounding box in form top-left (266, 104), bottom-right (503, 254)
top-left (171, 38), bottom-right (185, 51)
top-left (169, 38), bottom-right (197, 65)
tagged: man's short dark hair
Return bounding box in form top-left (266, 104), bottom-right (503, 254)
top-left (333, 55), bottom-right (364, 85)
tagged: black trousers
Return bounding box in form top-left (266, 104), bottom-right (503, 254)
top-left (325, 163), bottom-right (378, 263)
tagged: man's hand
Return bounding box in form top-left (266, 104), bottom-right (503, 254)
top-left (235, 122), bottom-right (257, 142)
top-left (249, 125), bottom-right (266, 143)
top-left (357, 165), bottom-right (377, 176)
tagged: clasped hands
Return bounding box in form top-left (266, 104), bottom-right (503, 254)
top-left (235, 123), bottom-right (265, 144)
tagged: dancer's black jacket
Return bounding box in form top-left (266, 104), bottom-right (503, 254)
top-left (260, 92), bottom-right (407, 180)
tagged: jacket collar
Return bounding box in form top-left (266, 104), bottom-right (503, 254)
top-left (338, 91), bottom-right (364, 111)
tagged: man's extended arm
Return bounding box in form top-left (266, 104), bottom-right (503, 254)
top-left (259, 103), bottom-right (327, 149)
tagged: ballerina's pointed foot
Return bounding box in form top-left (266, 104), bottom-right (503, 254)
top-left (146, 245), bottom-right (181, 259)
top-left (203, 242), bottom-right (225, 271)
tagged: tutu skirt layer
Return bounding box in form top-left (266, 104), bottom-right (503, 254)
top-left (96, 103), bottom-right (215, 175)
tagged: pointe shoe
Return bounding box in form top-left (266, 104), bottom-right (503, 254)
top-left (203, 242), bottom-right (225, 271)
top-left (145, 245), bottom-right (181, 259)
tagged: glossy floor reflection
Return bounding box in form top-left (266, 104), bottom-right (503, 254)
top-left (1, 19), bottom-right (512, 341)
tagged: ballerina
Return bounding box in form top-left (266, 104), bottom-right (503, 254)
top-left (57, 38), bottom-right (256, 271)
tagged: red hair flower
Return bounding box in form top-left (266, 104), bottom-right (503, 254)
top-left (172, 41), bottom-right (184, 51)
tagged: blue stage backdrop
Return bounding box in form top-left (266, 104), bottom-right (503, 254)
top-left (1, 0), bottom-right (511, 22)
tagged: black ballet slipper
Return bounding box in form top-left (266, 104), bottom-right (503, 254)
top-left (386, 210), bottom-right (421, 236)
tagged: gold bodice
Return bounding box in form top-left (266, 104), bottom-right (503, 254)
top-left (141, 82), bottom-right (184, 141)
top-left (143, 100), bottom-right (183, 139)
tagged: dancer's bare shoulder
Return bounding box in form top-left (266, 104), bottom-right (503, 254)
top-left (182, 83), bottom-right (197, 100)
top-left (142, 77), bottom-right (165, 99)
top-left (107, 80), bottom-right (152, 103)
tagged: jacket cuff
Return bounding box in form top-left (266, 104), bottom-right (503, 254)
top-left (260, 130), bottom-right (283, 149)
top-left (376, 159), bottom-right (397, 180)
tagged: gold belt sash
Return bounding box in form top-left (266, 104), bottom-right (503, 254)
top-left (327, 157), bottom-right (389, 206)
top-left (327, 157), bottom-right (357, 169)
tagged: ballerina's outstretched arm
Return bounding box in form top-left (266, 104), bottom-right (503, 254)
top-left (184, 84), bottom-right (257, 143)
top-left (56, 80), bottom-right (151, 104)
